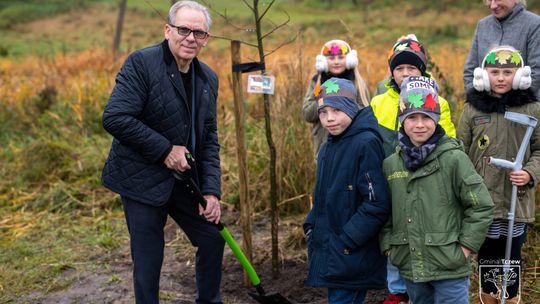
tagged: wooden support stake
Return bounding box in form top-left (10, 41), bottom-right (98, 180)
top-left (230, 40), bottom-right (252, 284)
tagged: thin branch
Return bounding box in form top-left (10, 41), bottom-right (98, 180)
top-left (199, 0), bottom-right (250, 31)
top-left (267, 18), bottom-right (278, 28)
top-left (339, 18), bottom-right (352, 33)
top-left (143, 0), bottom-right (167, 22)
top-left (242, 0), bottom-right (254, 11)
top-left (210, 35), bottom-right (259, 49)
top-left (263, 31), bottom-right (298, 58)
top-left (258, 0), bottom-right (276, 22)
top-left (261, 10), bottom-right (290, 40)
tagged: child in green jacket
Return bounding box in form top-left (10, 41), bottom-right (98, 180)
top-left (372, 35), bottom-right (457, 304)
top-left (457, 45), bottom-right (540, 304)
top-left (380, 75), bottom-right (494, 304)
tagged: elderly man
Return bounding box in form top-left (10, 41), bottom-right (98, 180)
top-left (101, 1), bottom-right (224, 303)
top-left (463, 0), bottom-right (540, 98)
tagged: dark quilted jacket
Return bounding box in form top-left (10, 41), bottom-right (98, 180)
top-left (102, 40), bottom-right (220, 206)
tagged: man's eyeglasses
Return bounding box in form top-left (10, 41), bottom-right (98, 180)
top-left (169, 24), bottom-right (208, 39)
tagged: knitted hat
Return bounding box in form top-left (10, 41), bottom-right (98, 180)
top-left (483, 48), bottom-right (523, 68)
top-left (386, 34), bottom-right (419, 61)
top-left (317, 77), bottom-right (358, 119)
top-left (398, 76), bottom-right (440, 123)
top-left (389, 39), bottom-right (428, 75)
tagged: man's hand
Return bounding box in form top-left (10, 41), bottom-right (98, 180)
top-left (164, 145), bottom-right (191, 171)
top-left (200, 194), bottom-right (221, 224)
top-left (509, 170), bottom-right (531, 186)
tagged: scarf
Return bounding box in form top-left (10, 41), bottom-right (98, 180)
top-left (398, 124), bottom-right (445, 171)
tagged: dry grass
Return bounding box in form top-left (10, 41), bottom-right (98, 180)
top-left (1, 2), bottom-right (540, 301)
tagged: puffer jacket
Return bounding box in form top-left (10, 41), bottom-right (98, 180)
top-left (102, 40), bottom-right (220, 206)
top-left (457, 89), bottom-right (540, 222)
top-left (371, 82), bottom-right (456, 157)
top-left (380, 136), bottom-right (494, 282)
top-left (304, 107), bottom-right (390, 290)
top-left (463, 4), bottom-right (540, 98)
top-left (302, 70), bottom-right (370, 158)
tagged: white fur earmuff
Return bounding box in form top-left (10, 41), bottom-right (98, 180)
top-left (473, 67), bottom-right (490, 92)
top-left (513, 65), bottom-right (532, 90)
top-left (315, 54), bottom-right (328, 73)
top-left (346, 50), bottom-right (358, 70)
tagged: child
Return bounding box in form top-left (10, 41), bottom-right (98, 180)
top-left (302, 39), bottom-right (371, 158)
top-left (304, 77), bottom-right (390, 304)
top-left (370, 37), bottom-right (457, 304)
top-left (457, 45), bottom-right (540, 304)
top-left (373, 34), bottom-right (418, 97)
top-left (381, 75), bottom-right (494, 304)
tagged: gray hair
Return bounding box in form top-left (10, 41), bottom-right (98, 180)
top-left (484, 0), bottom-right (526, 7)
top-left (168, 1), bottom-right (212, 31)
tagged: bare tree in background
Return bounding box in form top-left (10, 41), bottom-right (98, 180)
top-left (113, 0), bottom-right (127, 59)
top-left (200, 0), bottom-right (296, 279)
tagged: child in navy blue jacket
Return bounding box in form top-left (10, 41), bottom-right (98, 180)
top-left (304, 78), bottom-right (391, 303)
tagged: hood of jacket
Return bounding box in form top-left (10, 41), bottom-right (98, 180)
top-left (466, 88), bottom-right (537, 113)
top-left (327, 106), bottom-right (381, 143)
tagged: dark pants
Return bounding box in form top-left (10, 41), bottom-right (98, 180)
top-left (478, 235), bottom-right (524, 299)
top-left (122, 181), bottom-right (225, 304)
top-left (327, 288), bottom-right (367, 304)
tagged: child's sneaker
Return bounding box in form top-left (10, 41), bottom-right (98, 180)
top-left (382, 293), bottom-right (409, 304)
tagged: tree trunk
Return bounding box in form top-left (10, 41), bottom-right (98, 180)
top-left (113, 0), bottom-right (127, 60)
top-left (230, 40), bottom-right (253, 285)
top-left (252, 0), bottom-right (280, 278)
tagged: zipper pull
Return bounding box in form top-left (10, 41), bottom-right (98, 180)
top-left (365, 173), bottom-right (376, 201)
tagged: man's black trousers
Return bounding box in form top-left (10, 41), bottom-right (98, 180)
top-left (122, 181), bottom-right (225, 304)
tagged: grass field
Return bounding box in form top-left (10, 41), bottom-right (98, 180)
top-left (1, 0), bottom-right (540, 302)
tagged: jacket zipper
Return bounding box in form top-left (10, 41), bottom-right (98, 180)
top-left (365, 173), bottom-right (376, 201)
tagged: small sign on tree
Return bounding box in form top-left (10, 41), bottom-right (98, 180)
top-left (247, 75), bottom-right (275, 95)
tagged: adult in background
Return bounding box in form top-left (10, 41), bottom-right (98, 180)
top-left (101, 1), bottom-right (224, 303)
top-left (464, 0), bottom-right (540, 98)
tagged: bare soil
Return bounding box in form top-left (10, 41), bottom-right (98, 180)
top-left (17, 212), bottom-right (388, 304)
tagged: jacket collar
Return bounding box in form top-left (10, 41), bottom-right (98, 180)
top-left (466, 89), bottom-right (537, 113)
top-left (161, 39), bottom-right (208, 83)
top-left (397, 135), bottom-right (461, 169)
top-left (495, 3), bottom-right (524, 23)
top-left (161, 39), bottom-right (209, 103)
top-left (327, 106), bottom-right (381, 142)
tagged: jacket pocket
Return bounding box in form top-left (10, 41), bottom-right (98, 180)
top-left (322, 234), bottom-right (371, 280)
top-left (425, 232), bottom-right (466, 271)
top-left (388, 232), bottom-right (409, 268)
top-left (326, 190), bottom-right (353, 229)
